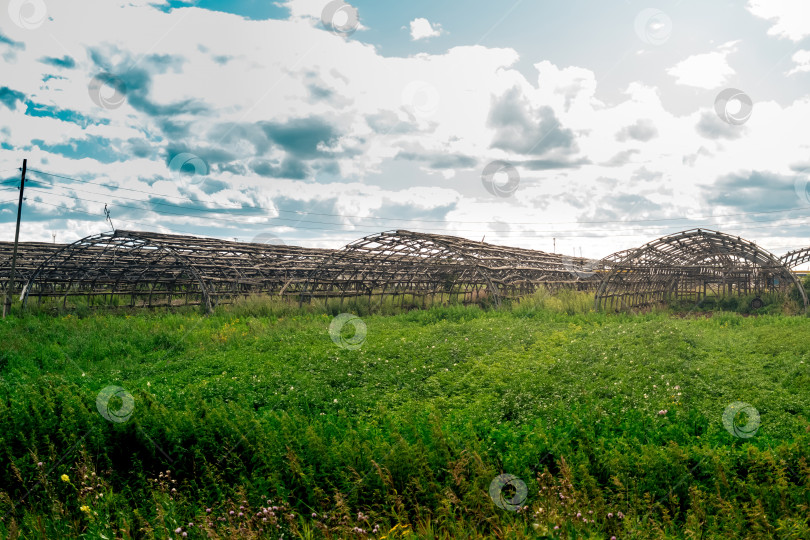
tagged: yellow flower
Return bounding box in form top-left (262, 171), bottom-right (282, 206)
top-left (80, 505), bottom-right (90, 513)
top-left (61, 474), bottom-right (69, 482)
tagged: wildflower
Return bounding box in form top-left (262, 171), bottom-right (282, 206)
top-left (80, 505), bottom-right (90, 513)
top-left (617, 511), bottom-right (624, 519)
top-left (175, 527), bottom-right (182, 534)
top-left (37, 462), bottom-right (43, 467)
top-left (658, 409), bottom-right (668, 415)
top-left (608, 512), bottom-right (613, 518)
top-left (61, 474), bottom-right (69, 482)
top-left (230, 510), bottom-right (235, 515)
top-left (238, 512), bottom-right (244, 517)
top-left (206, 508), bottom-right (212, 513)
top-left (312, 512), bottom-right (317, 518)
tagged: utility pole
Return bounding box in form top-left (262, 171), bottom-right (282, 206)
top-left (3, 159), bottom-right (27, 319)
top-left (553, 237), bottom-right (556, 253)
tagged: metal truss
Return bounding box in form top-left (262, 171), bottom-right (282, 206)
top-left (300, 230), bottom-right (601, 308)
top-left (595, 229), bottom-right (807, 311)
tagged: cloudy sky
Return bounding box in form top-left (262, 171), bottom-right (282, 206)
top-left (1, 0), bottom-right (810, 261)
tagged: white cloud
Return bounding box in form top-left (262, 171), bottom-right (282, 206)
top-left (747, 0), bottom-right (810, 41)
top-left (787, 49), bottom-right (810, 75)
top-left (666, 41), bottom-right (738, 89)
top-left (1, 2), bottom-right (810, 255)
top-left (409, 18), bottom-right (443, 40)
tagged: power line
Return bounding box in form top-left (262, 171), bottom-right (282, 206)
top-left (27, 186), bottom-right (810, 237)
top-left (30, 200), bottom-right (212, 237)
top-left (25, 166), bottom-right (810, 227)
top-left (24, 188), bottom-right (810, 244)
top-left (27, 187), bottom-right (324, 228)
top-left (21, 198), bottom-right (810, 255)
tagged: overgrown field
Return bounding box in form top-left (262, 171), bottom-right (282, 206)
top-left (1, 296), bottom-right (809, 538)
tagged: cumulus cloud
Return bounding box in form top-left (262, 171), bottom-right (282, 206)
top-left (1, 0), bottom-right (809, 254)
top-left (409, 18), bottom-right (443, 40)
top-left (616, 119), bottom-right (658, 142)
top-left (667, 41), bottom-right (738, 89)
top-left (787, 49), bottom-right (810, 75)
top-left (747, 0), bottom-right (810, 41)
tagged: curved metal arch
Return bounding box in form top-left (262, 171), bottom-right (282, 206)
top-left (301, 230), bottom-right (603, 308)
top-left (0, 241), bottom-right (63, 293)
top-left (595, 229), bottom-right (806, 312)
top-left (780, 247), bottom-right (810, 269)
top-left (22, 231), bottom-right (213, 310)
top-left (301, 230), bottom-right (502, 307)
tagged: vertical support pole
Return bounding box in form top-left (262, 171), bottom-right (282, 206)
top-left (3, 159), bottom-right (27, 319)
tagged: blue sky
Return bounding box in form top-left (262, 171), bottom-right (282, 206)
top-left (1, 0), bottom-right (810, 260)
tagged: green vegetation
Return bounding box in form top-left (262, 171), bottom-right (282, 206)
top-left (0, 294), bottom-right (808, 538)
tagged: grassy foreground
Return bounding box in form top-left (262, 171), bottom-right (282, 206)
top-left (0, 296), bottom-right (809, 539)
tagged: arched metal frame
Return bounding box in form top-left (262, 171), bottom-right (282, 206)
top-left (300, 230), bottom-right (600, 308)
top-left (7, 227), bottom-right (807, 313)
top-left (0, 241), bottom-right (64, 295)
top-left (780, 247), bottom-right (810, 269)
top-left (22, 230), bottom-right (332, 310)
top-left (595, 229), bottom-right (807, 312)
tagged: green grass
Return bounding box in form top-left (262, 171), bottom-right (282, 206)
top-left (0, 298), bottom-right (809, 538)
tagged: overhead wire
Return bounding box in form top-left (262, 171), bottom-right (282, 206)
top-left (25, 184), bottom-right (810, 237)
top-left (25, 167), bottom-right (810, 227)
